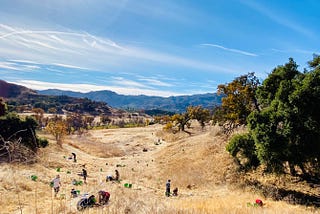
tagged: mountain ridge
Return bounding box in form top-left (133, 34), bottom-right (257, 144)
top-left (38, 89), bottom-right (222, 113)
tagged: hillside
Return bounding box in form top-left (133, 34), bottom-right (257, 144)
top-left (0, 79), bottom-right (37, 98)
top-left (0, 80), bottom-right (122, 116)
top-left (38, 89), bottom-right (222, 113)
top-left (0, 123), bottom-right (318, 213)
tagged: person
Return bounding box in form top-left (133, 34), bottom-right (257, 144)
top-left (172, 187), bottom-right (178, 196)
top-left (115, 169), bottom-right (119, 181)
top-left (106, 175), bottom-right (113, 182)
top-left (98, 190), bottom-right (110, 205)
top-left (72, 152), bottom-right (77, 162)
top-left (76, 194), bottom-right (97, 211)
top-left (165, 179), bottom-right (171, 197)
top-left (52, 175), bottom-right (61, 197)
top-left (82, 168), bottom-right (87, 184)
top-left (88, 195), bottom-right (97, 205)
top-left (71, 188), bottom-right (78, 198)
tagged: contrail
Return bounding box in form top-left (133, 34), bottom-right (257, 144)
top-left (201, 43), bottom-right (258, 57)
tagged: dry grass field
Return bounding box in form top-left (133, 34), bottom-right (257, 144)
top-left (0, 123), bottom-right (319, 213)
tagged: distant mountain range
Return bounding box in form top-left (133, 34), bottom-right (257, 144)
top-left (0, 80), bottom-right (116, 116)
top-left (0, 80), bottom-right (222, 114)
top-left (38, 89), bottom-right (222, 113)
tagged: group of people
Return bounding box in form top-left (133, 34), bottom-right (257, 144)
top-left (51, 153), bottom-right (179, 211)
top-left (51, 153), bottom-right (119, 208)
top-left (106, 169), bottom-right (120, 182)
top-left (52, 173), bottom-right (111, 210)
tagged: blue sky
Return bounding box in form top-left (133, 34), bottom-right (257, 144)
top-left (0, 0), bottom-right (319, 97)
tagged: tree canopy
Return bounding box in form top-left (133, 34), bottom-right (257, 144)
top-left (214, 72), bottom-right (260, 134)
top-left (225, 56), bottom-right (320, 177)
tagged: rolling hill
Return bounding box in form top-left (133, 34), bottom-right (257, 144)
top-left (38, 89), bottom-right (222, 113)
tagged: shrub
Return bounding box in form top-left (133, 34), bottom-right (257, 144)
top-left (226, 132), bottom-right (259, 170)
top-left (38, 137), bottom-right (49, 148)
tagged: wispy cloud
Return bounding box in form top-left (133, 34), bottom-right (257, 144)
top-left (110, 77), bottom-right (151, 89)
top-left (0, 24), bottom-right (233, 74)
top-left (0, 61), bottom-right (20, 70)
top-left (0, 60), bottom-right (40, 71)
top-left (52, 63), bottom-right (90, 70)
top-left (10, 80), bottom-right (182, 97)
top-left (138, 77), bottom-right (173, 87)
top-left (201, 43), bottom-right (258, 57)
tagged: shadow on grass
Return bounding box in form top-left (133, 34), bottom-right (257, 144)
top-left (245, 179), bottom-right (320, 207)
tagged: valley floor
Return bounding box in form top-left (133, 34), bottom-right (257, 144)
top-left (0, 124), bottom-right (318, 213)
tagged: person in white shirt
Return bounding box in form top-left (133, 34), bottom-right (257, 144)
top-left (52, 175), bottom-right (61, 197)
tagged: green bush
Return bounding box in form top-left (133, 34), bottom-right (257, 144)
top-left (38, 138), bottom-right (49, 147)
top-left (226, 132), bottom-right (259, 169)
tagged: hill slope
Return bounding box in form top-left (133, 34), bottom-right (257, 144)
top-left (0, 80), bottom-right (120, 116)
top-left (0, 79), bottom-right (37, 98)
top-left (0, 124), bottom-right (317, 213)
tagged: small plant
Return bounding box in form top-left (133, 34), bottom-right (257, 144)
top-left (72, 180), bottom-right (83, 186)
top-left (56, 167), bottom-right (61, 172)
top-left (30, 175), bottom-right (38, 181)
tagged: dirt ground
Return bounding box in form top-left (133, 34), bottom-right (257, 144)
top-left (0, 123), bottom-right (319, 213)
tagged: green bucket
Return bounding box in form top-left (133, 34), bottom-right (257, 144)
top-left (124, 183), bottom-right (132, 188)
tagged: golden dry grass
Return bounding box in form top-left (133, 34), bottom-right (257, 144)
top-left (0, 123), bottom-right (319, 213)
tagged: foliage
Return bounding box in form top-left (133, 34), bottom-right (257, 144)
top-left (0, 97), bottom-right (7, 116)
top-left (171, 112), bottom-right (191, 132)
top-left (163, 121), bottom-right (174, 132)
top-left (187, 106), bottom-right (211, 129)
top-left (214, 72), bottom-right (260, 134)
top-left (0, 104), bottom-right (49, 162)
top-left (226, 56), bottom-right (320, 176)
top-left (0, 113), bottom-right (40, 151)
top-left (226, 132), bottom-right (259, 169)
top-left (6, 94), bottom-right (113, 116)
top-left (45, 116), bottom-right (67, 147)
top-left (38, 137), bottom-right (49, 147)
top-left (165, 105), bottom-right (211, 132)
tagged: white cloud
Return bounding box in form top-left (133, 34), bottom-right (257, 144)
top-left (201, 43), bottom-right (258, 57)
top-left (52, 63), bottom-right (89, 70)
top-left (138, 77), bottom-right (173, 87)
top-left (0, 60), bottom-right (40, 71)
top-left (0, 61), bottom-right (20, 70)
top-left (110, 77), bottom-right (151, 89)
top-left (0, 24), bottom-right (233, 74)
